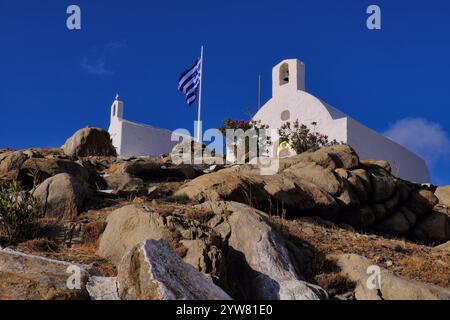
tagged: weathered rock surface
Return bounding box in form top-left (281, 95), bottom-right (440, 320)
top-left (62, 127), bottom-right (117, 158)
top-left (409, 208), bottom-right (450, 244)
top-left (0, 150), bottom-right (28, 180)
top-left (97, 205), bottom-right (225, 284)
top-left (33, 173), bottom-right (87, 219)
top-left (104, 172), bottom-right (146, 195)
top-left (331, 253), bottom-right (450, 300)
top-left (435, 186), bottom-right (450, 207)
top-left (199, 201), bottom-right (327, 300)
top-left (108, 157), bottom-right (198, 182)
top-left (433, 241), bottom-right (450, 252)
top-left (0, 248), bottom-right (90, 300)
top-left (360, 159), bottom-right (392, 173)
top-left (86, 276), bottom-right (119, 300)
top-left (117, 239), bottom-right (232, 300)
top-left (18, 157), bottom-right (91, 188)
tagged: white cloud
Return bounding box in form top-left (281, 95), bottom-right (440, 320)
top-left (384, 117), bottom-right (450, 165)
top-left (80, 56), bottom-right (112, 76)
top-left (80, 41), bottom-right (124, 76)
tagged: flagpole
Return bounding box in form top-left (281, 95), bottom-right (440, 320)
top-left (196, 46), bottom-right (204, 142)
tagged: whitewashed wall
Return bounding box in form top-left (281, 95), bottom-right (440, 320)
top-left (108, 99), bottom-right (179, 157)
top-left (119, 120), bottom-right (178, 157)
top-left (347, 118), bottom-right (429, 183)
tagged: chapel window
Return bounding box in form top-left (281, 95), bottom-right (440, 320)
top-left (281, 110), bottom-right (290, 121)
top-left (279, 63), bottom-right (289, 85)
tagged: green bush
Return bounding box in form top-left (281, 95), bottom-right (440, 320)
top-left (0, 180), bottom-right (42, 244)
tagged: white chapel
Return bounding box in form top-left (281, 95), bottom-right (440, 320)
top-left (108, 96), bottom-right (179, 157)
top-left (252, 59), bottom-right (430, 183)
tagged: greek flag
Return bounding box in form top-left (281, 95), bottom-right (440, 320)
top-left (178, 59), bottom-right (201, 106)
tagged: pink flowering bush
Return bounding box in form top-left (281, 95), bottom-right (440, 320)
top-left (279, 120), bottom-right (340, 153)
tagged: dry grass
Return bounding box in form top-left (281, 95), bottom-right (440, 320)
top-left (82, 221), bottom-right (107, 245)
top-left (11, 204), bottom-right (120, 277)
top-left (271, 216), bottom-right (450, 288)
top-left (9, 198), bottom-right (211, 277)
top-left (16, 238), bottom-right (59, 253)
top-left (315, 273), bottom-right (355, 296)
top-left (16, 241), bottom-right (117, 277)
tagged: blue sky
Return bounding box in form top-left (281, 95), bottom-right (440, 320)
top-left (1, 0), bottom-right (450, 184)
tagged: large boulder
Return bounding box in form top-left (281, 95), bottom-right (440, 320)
top-left (97, 205), bottom-right (168, 264)
top-left (176, 166), bottom-right (339, 218)
top-left (373, 207), bottom-right (416, 235)
top-left (285, 162), bottom-right (342, 196)
top-left (360, 159), bottom-right (392, 173)
top-left (409, 209), bottom-right (450, 244)
top-left (0, 248), bottom-right (90, 300)
top-left (435, 186), bottom-right (450, 207)
top-left (18, 157), bottom-right (91, 188)
top-left (199, 201), bottom-right (327, 300)
top-left (331, 253), bottom-right (450, 300)
top-left (0, 150), bottom-right (28, 180)
top-left (366, 166), bottom-right (398, 203)
top-left (117, 239), bottom-right (231, 300)
top-left (62, 127), bottom-right (117, 158)
top-left (32, 173), bottom-right (87, 219)
top-left (97, 205), bottom-right (226, 285)
top-left (291, 144), bottom-right (360, 170)
top-left (104, 172), bottom-right (146, 195)
top-left (263, 174), bottom-right (339, 218)
top-left (175, 166), bottom-right (266, 204)
top-left (109, 157), bottom-right (198, 181)
top-left (406, 189), bottom-right (438, 216)
top-left (340, 206), bottom-right (376, 228)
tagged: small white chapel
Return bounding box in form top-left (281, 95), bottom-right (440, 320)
top-left (108, 95), bottom-right (179, 157)
top-left (252, 59), bottom-right (430, 183)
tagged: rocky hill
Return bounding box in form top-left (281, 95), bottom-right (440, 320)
top-left (0, 127), bottom-right (449, 300)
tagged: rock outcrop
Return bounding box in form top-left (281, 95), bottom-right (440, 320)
top-left (331, 253), bottom-right (450, 300)
top-left (409, 207), bottom-right (450, 244)
top-left (97, 205), bottom-right (226, 285)
top-left (176, 145), bottom-right (445, 243)
top-left (0, 248), bottom-right (90, 300)
top-left (0, 150), bottom-right (28, 180)
top-left (18, 157), bottom-right (91, 188)
top-left (104, 172), bottom-right (146, 195)
top-left (62, 127), bottom-right (117, 158)
top-left (108, 157), bottom-right (198, 181)
top-left (33, 173), bottom-right (87, 219)
top-left (117, 239), bottom-right (232, 300)
top-left (435, 186), bottom-right (450, 207)
top-left (86, 276), bottom-right (119, 300)
top-left (199, 201), bottom-right (327, 300)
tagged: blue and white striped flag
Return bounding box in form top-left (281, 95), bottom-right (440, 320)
top-left (178, 59), bottom-right (201, 106)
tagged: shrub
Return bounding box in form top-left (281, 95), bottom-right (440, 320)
top-left (0, 180), bottom-right (43, 244)
top-left (219, 118), bottom-right (339, 157)
top-left (279, 120), bottom-right (340, 153)
top-left (219, 119), bottom-right (271, 160)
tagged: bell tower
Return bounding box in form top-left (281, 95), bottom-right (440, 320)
top-left (111, 93), bottom-right (124, 122)
top-left (272, 59), bottom-right (305, 97)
